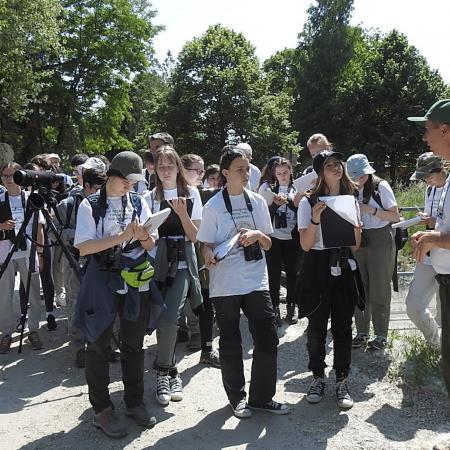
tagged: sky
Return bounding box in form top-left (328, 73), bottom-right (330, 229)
top-left (150, 0), bottom-right (450, 83)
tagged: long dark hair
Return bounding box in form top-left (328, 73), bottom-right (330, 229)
top-left (154, 145), bottom-right (190, 201)
top-left (362, 174), bottom-right (383, 204)
top-left (311, 158), bottom-right (357, 201)
top-left (272, 157), bottom-right (294, 188)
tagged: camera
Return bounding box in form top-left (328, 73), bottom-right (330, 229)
top-left (329, 247), bottom-right (349, 269)
top-left (274, 211), bottom-right (287, 229)
top-left (13, 170), bottom-right (65, 188)
top-left (166, 238), bottom-right (186, 263)
top-left (95, 245), bottom-right (122, 271)
top-left (243, 242), bottom-right (263, 262)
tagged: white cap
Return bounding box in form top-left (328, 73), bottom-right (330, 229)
top-left (235, 142), bottom-right (252, 158)
top-left (81, 157), bottom-right (107, 172)
top-left (47, 153), bottom-right (60, 161)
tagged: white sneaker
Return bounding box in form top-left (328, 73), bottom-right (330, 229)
top-left (156, 372), bottom-right (171, 405)
top-left (169, 374), bottom-right (183, 402)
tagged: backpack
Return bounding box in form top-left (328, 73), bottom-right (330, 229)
top-left (367, 180), bottom-right (407, 251)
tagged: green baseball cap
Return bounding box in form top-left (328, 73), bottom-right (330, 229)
top-left (410, 152), bottom-right (444, 181)
top-left (408, 99), bottom-right (450, 125)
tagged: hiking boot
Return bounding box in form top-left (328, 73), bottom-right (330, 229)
top-left (352, 333), bottom-right (369, 348)
top-left (306, 376), bottom-right (325, 404)
top-left (176, 328), bottom-right (190, 343)
top-left (187, 333), bottom-right (202, 351)
top-left (230, 399), bottom-right (252, 419)
top-left (156, 371), bottom-right (171, 405)
top-left (367, 336), bottom-right (387, 350)
top-left (336, 378), bottom-right (353, 410)
top-left (200, 349), bottom-right (220, 368)
top-left (275, 306), bottom-right (282, 327)
top-left (285, 304), bottom-right (298, 325)
top-left (93, 406), bottom-right (128, 438)
top-left (248, 400), bottom-right (290, 415)
top-left (169, 374), bottom-right (183, 401)
top-left (125, 404), bottom-right (156, 428)
top-left (16, 315), bottom-right (26, 332)
top-left (0, 335), bottom-right (12, 354)
top-left (27, 331), bottom-right (43, 350)
top-left (46, 314), bottom-right (57, 331)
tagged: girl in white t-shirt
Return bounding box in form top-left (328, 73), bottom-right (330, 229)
top-left (259, 157), bottom-right (301, 325)
top-left (297, 150), bottom-right (362, 410)
top-left (405, 153), bottom-right (446, 348)
top-left (145, 146), bottom-right (203, 408)
top-left (346, 154), bottom-right (400, 351)
top-left (197, 148), bottom-right (289, 419)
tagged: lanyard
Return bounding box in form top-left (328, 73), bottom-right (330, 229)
top-left (222, 188), bottom-right (257, 233)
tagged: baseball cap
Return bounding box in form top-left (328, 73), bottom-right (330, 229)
top-left (108, 151), bottom-right (145, 182)
top-left (312, 150), bottom-right (344, 174)
top-left (81, 157), bottom-right (107, 172)
top-left (47, 153), bottom-right (60, 161)
top-left (407, 99), bottom-right (450, 125)
top-left (149, 132), bottom-right (174, 146)
top-left (410, 152), bottom-right (444, 181)
top-left (345, 154), bottom-right (375, 181)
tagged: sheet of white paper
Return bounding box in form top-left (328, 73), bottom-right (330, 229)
top-left (260, 189), bottom-right (276, 205)
top-left (214, 233), bottom-right (241, 261)
top-left (293, 170), bottom-right (317, 193)
top-left (318, 195), bottom-right (359, 226)
top-left (142, 208), bottom-right (171, 234)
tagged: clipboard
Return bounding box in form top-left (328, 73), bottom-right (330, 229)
top-left (142, 208), bottom-right (171, 234)
top-left (293, 171), bottom-right (317, 193)
top-left (199, 233), bottom-right (240, 272)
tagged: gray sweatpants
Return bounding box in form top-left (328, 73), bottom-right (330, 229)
top-left (156, 269), bottom-right (190, 369)
top-left (0, 257), bottom-right (41, 334)
top-left (63, 257), bottom-right (82, 343)
top-left (354, 225), bottom-right (396, 339)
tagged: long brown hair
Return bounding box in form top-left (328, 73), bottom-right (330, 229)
top-left (154, 145), bottom-right (190, 201)
top-left (311, 158), bottom-right (357, 200)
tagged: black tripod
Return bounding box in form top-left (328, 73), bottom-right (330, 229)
top-left (0, 189), bottom-right (81, 353)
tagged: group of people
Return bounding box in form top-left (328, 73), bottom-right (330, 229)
top-left (0, 100), bottom-right (450, 446)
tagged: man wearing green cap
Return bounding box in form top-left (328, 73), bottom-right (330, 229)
top-left (408, 101), bottom-right (450, 449)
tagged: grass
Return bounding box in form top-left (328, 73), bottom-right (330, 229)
top-left (387, 330), bottom-right (443, 390)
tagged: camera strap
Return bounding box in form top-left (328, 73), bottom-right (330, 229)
top-left (222, 188), bottom-right (257, 233)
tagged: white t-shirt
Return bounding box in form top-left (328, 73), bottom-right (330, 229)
top-left (0, 191), bottom-right (45, 265)
top-left (297, 195), bottom-right (360, 251)
top-left (431, 176), bottom-right (450, 274)
top-left (74, 192), bottom-right (154, 292)
top-left (258, 182), bottom-right (297, 240)
top-left (247, 163), bottom-right (261, 192)
top-left (197, 189), bottom-right (273, 298)
top-left (144, 186), bottom-right (202, 268)
top-left (357, 180), bottom-right (397, 229)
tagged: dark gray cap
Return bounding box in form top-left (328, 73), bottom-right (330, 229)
top-left (109, 151), bottom-right (145, 182)
top-left (410, 152), bottom-right (444, 181)
top-left (149, 132), bottom-right (174, 146)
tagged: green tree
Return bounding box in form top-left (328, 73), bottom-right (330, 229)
top-left (164, 24), bottom-right (261, 162)
top-left (292, 0), bottom-right (356, 151)
top-left (0, 0), bottom-right (61, 143)
top-left (334, 30), bottom-right (446, 183)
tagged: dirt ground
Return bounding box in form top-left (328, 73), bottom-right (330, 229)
top-left (1, 296), bottom-right (450, 450)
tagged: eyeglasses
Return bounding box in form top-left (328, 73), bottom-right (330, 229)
top-left (185, 168), bottom-right (205, 175)
top-left (1, 174), bottom-right (14, 180)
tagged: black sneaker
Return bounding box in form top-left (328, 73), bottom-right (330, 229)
top-left (306, 376), bottom-right (325, 404)
top-left (248, 400), bottom-right (290, 415)
top-left (46, 314), bottom-right (57, 331)
top-left (230, 399), bottom-right (252, 419)
top-left (93, 406), bottom-right (128, 438)
top-left (367, 336), bottom-right (387, 350)
top-left (199, 349), bottom-right (220, 367)
top-left (125, 404), bottom-right (156, 428)
top-left (352, 333), bottom-right (368, 348)
top-left (336, 378), bottom-right (353, 409)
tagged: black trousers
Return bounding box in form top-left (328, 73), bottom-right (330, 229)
top-left (437, 275), bottom-right (450, 397)
top-left (306, 274), bottom-right (355, 378)
top-left (213, 290), bottom-right (278, 405)
top-left (265, 237), bottom-right (299, 307)
top-left (85, 291), bottom-right (151, 414)
top-left (199, 288), bottom-right (215, 350)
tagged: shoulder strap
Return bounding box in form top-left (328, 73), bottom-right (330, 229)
top-left (371, 180), bottom-right (384, 209)
top-left (426, 185), bottom-right (433, 198)
top-left (87, 187), bottom-right (107, 227)
top-left (128, 191), bottom-right (142, 221)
